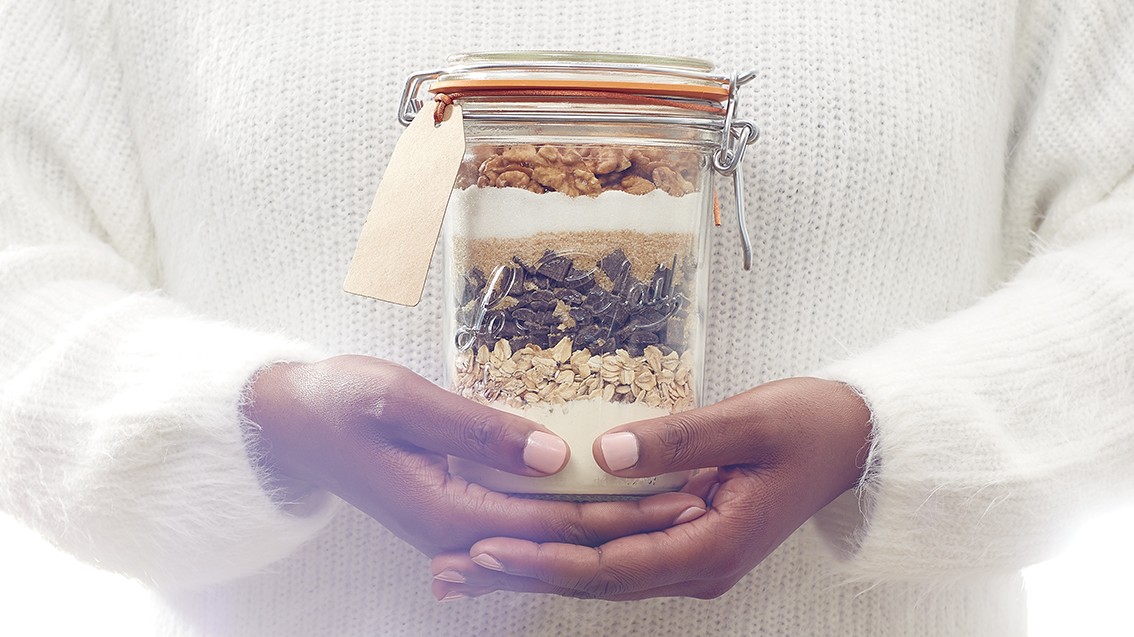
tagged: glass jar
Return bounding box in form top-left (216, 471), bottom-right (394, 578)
top-left (400, 52), bottom-right (758, 496)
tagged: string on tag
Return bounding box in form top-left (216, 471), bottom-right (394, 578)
top-left (433, 93), bottom-right (454, 125)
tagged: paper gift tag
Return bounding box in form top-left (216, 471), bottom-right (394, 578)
top-left (344, 104), bottom-right (465, 306)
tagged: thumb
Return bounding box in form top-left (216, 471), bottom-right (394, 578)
top-left (592, 394), bottom-right (763, 477)
top-left (384, 369), bottom-right (570, 477)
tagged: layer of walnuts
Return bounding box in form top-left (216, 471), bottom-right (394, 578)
top-left (457, 144), bottom-right (701, 197)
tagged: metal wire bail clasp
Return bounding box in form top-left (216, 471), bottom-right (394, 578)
top-left (713, 71), bottom-right (760, 271)
top-left (398, 70), bottom-right (444, 125)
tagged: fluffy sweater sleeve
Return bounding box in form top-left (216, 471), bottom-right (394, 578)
top-left (811, 1), bottom-right (1134, 579)
top-left (0, 1), bottom-right (339, 589)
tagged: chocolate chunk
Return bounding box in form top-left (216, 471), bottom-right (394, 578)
top-left (513, 256), bottom-right (540, 276)
top-left (627, 331), bottom-right (660, 345)
top-left (652, 297), bottom-right (680, 318)
top-left (599, 248), bottom-right (631, 282)
top-left (498, 321), bottom-right (521, 340)
top-left (569, 307), bottom-right (593, 324)
top-left (512, 307), bottom-right (537, 324)
top-left (509, 336), bottom-right (531, 353)
top-left (575, 325), bottom-right (604, 347)
top-left (584, 287), bottom-right (614, 313)
top-left (596, 336), bottom-right (619, 355)
top-left (502, 266), bottom-right (525, 297)
top-left (461, 268), bottom-right (487, 305)
top-left (559, 289), bottom-right (585, 305)
top-left (526, 328), bottom-right (550, 349)
top-left (636, 309), bottom-right (667, 329)
top-left (562, 268), bottom-right (596, 290)
top-left (527, 289), bottom-right (557, 310)
top-left (536, 255), bottom-right (573, 282)
top-left (606, 306), bottom-right (631, 329)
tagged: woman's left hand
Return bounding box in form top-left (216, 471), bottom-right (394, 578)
top-left (429, 377), bottom-right (873, 601)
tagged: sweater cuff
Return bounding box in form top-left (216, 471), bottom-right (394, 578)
top-left (806, 238), bottom-right (1134, 579)
top-left (4, 292), bottom-right (342, 589)
top-left (105, 307), bottom-right (344, 589)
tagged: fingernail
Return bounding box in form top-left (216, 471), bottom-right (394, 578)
top-left (433, 569), bottom-right (465, 584)
top-left (707, 482), bottom-right (721, 506)
top-left (471, 553), bottom-right (504, 571)
top-left (524, 431), bottom-right (568, 474)
top-left (600, 432), bottom-right (639, 471)
top-left (673, 506), bottom-right (706, 525)
top-left (439, 591), bottom-right (466, 603)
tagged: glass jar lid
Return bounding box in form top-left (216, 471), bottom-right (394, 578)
top-left (429, 51), bottom-right (731, 102)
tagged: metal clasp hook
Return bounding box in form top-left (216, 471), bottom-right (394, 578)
top-left (712, 71), bottom-right (760, 271)
top-left (398, 70), bottom-right (444, 125)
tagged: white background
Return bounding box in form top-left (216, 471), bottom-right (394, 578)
top-left (2, 508), bottom-right (1132, 636)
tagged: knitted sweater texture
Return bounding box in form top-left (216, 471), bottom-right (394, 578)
top-left (2, 1), bottom-right (1133, 635)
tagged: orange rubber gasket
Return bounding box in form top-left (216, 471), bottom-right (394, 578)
top-left (429, 78), bottom-right (730, 101)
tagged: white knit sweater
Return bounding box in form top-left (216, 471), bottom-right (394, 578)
top-left (2, 1), bottom-right (1133, 635)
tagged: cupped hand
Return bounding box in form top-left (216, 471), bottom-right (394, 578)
top-left (243, 355), bottom-right (707, 557)
top-left (429, 377), bottom-right (872, 601)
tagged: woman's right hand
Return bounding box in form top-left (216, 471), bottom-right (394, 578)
top-left (242, 355), bottom-right (707, 557)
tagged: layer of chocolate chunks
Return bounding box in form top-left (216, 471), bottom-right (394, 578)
top-left (458, 248), bottom-right (689, 357)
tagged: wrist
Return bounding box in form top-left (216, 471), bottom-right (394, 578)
top-left (242, 361), bottom-right (322, 496)
top-left (753, 377), bottom-right (873, 498)
top-left (815, 378), bottom-right (874, 494)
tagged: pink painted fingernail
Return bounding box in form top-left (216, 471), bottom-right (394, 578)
top-left (673, 506), bottom-right (706, 525)
top-left (472, 553), bottom-right (504, 571)
top-left (439, 591), bottom-right (467, 603)
top-left (524, 431), bottom-right (568, 474)
top-left (433, 569), bottom-right (465, 583)
top-left (600, 432), bottom-right (639, 471)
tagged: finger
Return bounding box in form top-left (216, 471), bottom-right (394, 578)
top-left (433, 563), bottom-right (729, 602)
top-left (680, 468), bottom-right (720, 502)
top-left (437, 473), bottom-right (708, 549)
top-left (431, 552), bottom-right (568, 599)
top-left (592, 390), bottom-right (772, 477)
top-left (380, 365), bottom-right (569, 476)
top-left (432, 552), bottom-right (707, 601)
top-left (461, 513), bottom-right (724, 598)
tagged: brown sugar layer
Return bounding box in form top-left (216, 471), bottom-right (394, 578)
top-left (452, 230), bottom-right (696, 282)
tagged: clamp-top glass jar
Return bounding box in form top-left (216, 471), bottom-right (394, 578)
top-left (400, 51), bottom-right (758, 496)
